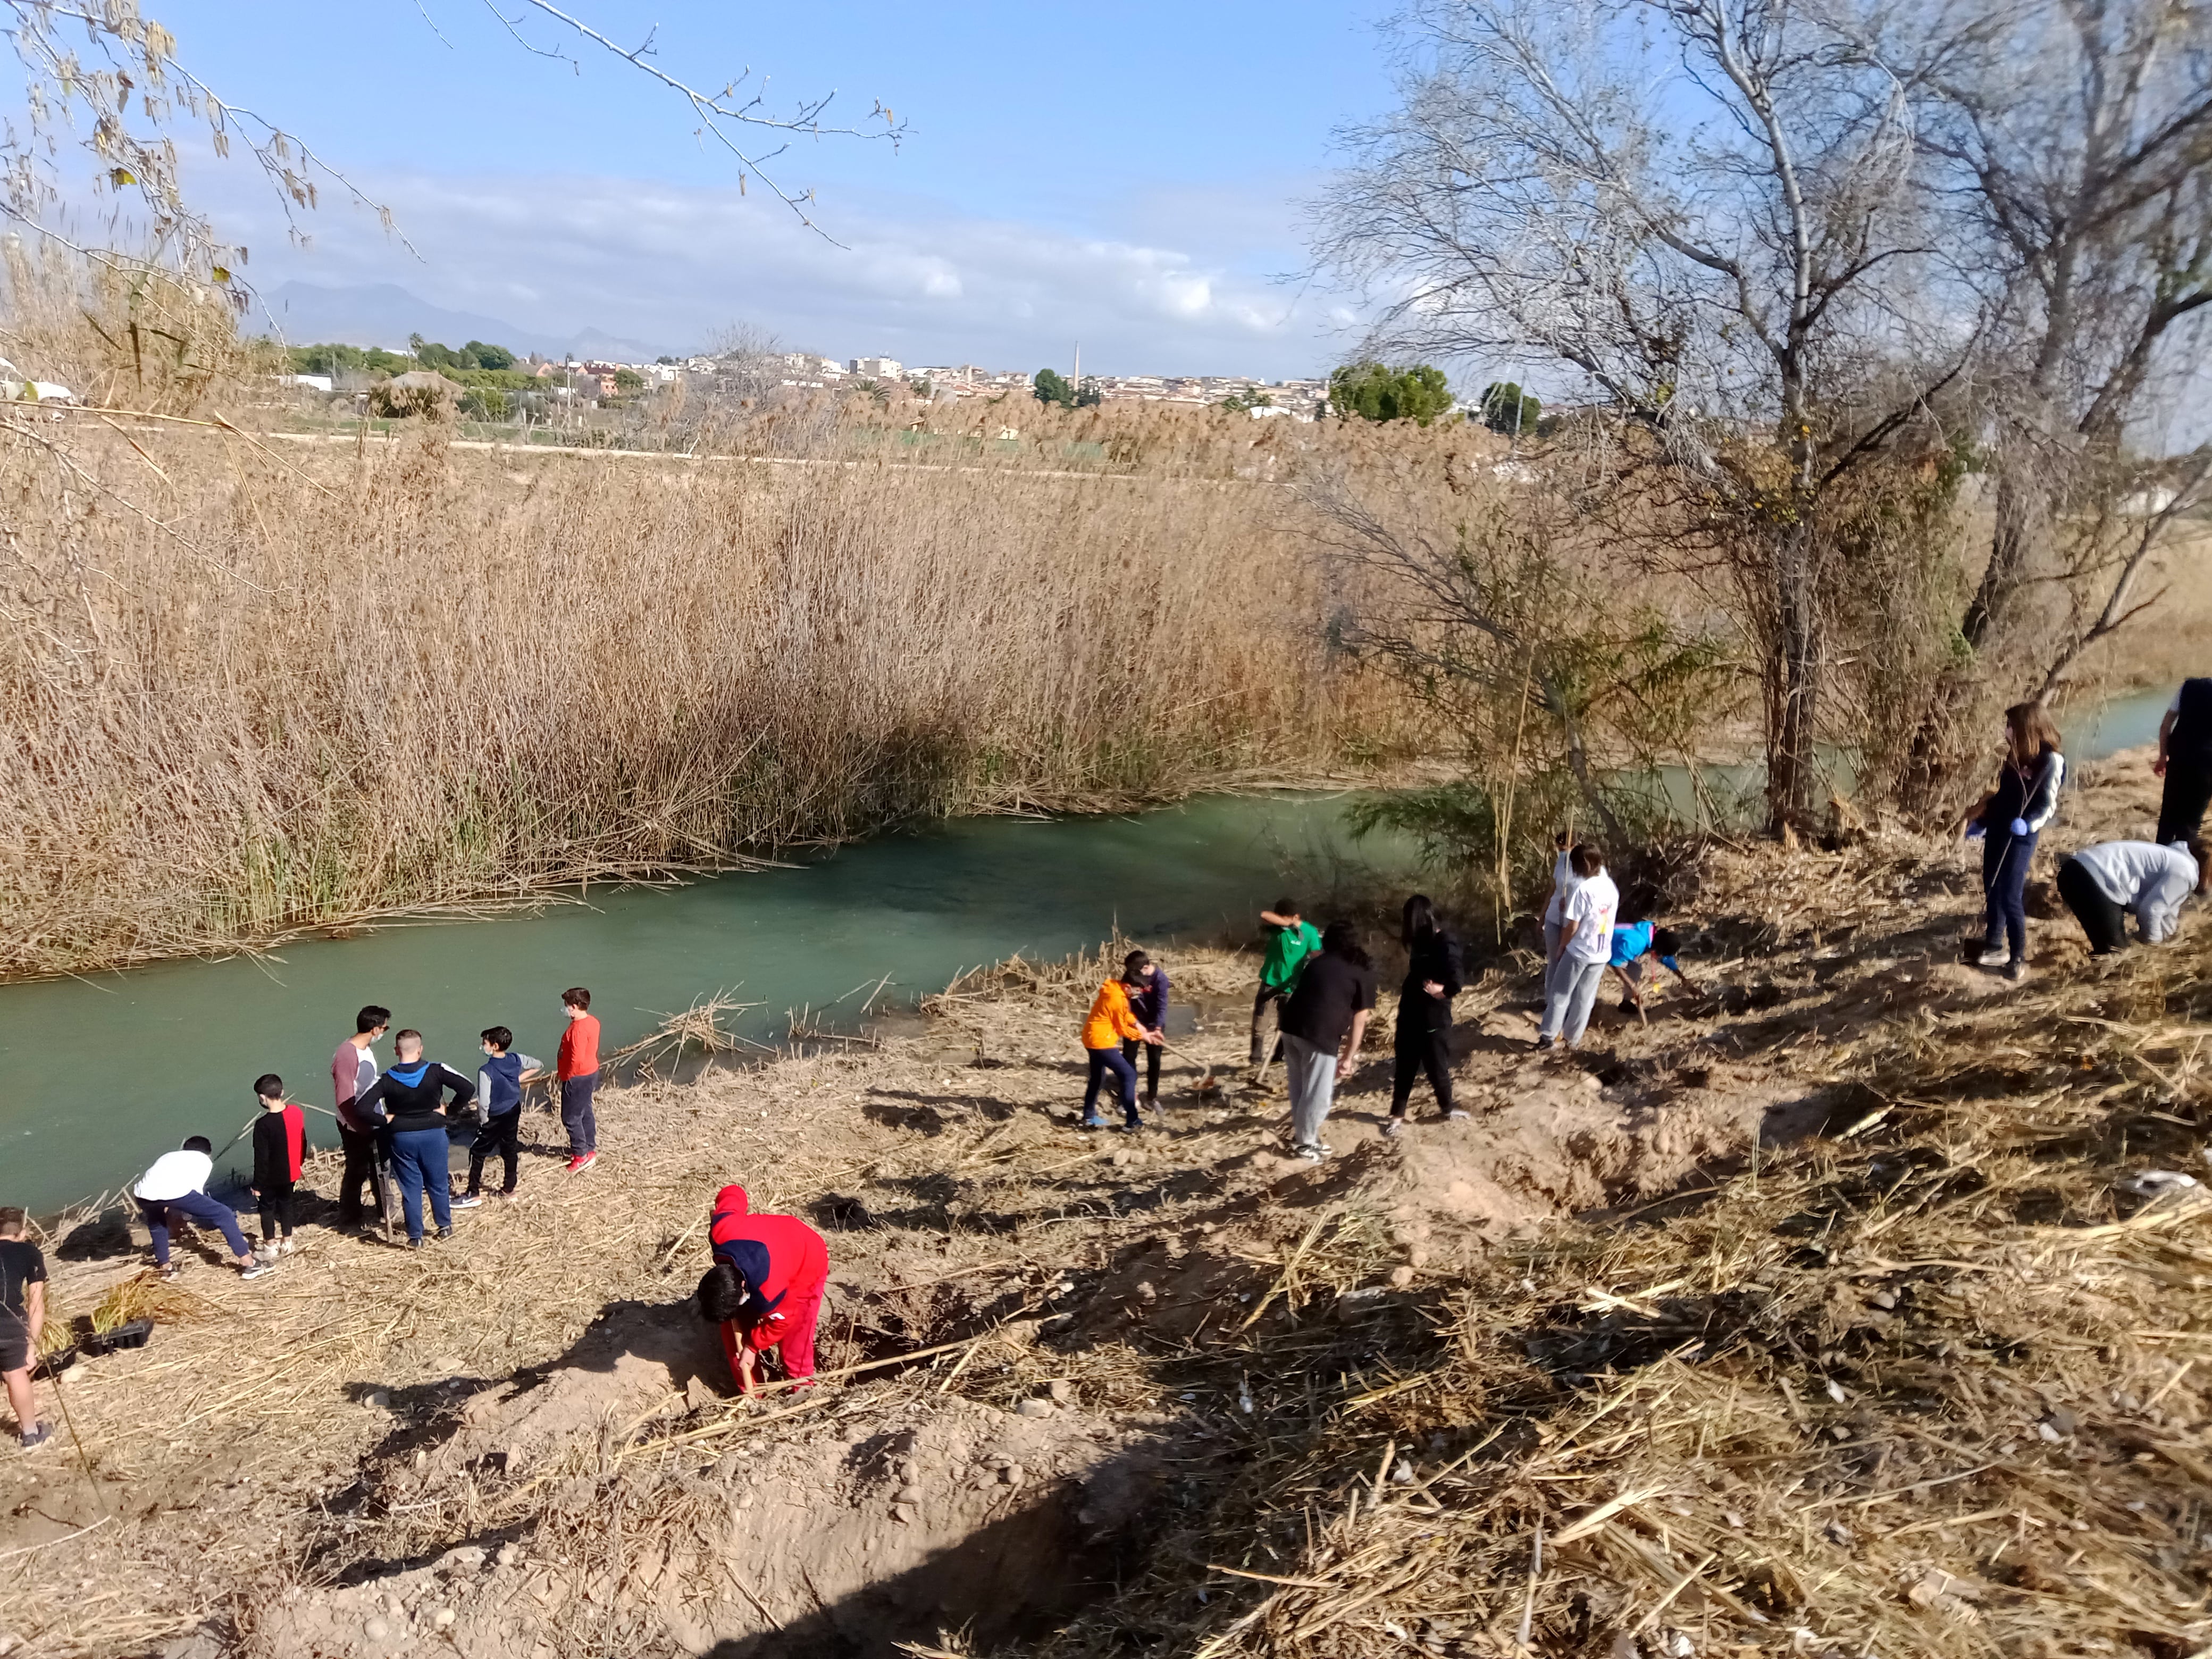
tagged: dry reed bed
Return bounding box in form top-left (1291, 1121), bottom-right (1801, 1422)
top-left (0, 419), bottom-right (1414, 979)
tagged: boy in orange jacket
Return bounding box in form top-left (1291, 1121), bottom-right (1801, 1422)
top-left (1079, 950), bottom-right (1165, 1131)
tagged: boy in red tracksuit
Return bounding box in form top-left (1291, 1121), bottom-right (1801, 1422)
top-left (696, 1184), bottom-right (828, 1395)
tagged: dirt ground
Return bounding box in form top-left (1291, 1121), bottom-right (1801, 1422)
top-left (2, 745), bottom-right (2207, 1658)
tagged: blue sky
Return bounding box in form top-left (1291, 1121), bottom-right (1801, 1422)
top-left (144, 0), bottom-right (1398, 374)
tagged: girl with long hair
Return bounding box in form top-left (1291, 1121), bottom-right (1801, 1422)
top-left (1963, 701), bottom-right (2065, 983)
top-left (1384, 895), bottom-right (1465, 1136)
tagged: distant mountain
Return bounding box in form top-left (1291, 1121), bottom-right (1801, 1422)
top-left (251, 282), bottom-right (670, 362)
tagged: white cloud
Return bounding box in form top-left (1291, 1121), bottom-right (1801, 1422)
top-left (215, 163), bottom-right (1347, 375)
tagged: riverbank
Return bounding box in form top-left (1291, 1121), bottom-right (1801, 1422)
top-left (3, 745), bottom-right (2206, 1658)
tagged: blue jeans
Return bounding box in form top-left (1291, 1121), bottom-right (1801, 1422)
top-left (136, 1191), bottom-right (251, 1267)
top-left (1982, 828), bottom-right (2036, 963)
top-left (387, 1127), bottom-right (455, 1242)
top-left (1082, 1047), bottom-right (1140, 1125)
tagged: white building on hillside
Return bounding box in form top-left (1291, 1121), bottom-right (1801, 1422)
top-left (849, 356), bottom-right (903, 379)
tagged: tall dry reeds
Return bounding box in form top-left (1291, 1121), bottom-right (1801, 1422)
top-left (0, 414), bottom-right (1414, 978)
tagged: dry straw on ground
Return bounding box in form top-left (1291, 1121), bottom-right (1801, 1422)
top-left (6, 754), bottom-right (2207, 1659)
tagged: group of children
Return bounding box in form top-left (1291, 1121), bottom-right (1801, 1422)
top-left (1076, 870), bottom-right (1700, 1161)
top-left (1970, 694), bottom-right (2212, 970)
top-left (125, 987), bottom-right (604, 1279)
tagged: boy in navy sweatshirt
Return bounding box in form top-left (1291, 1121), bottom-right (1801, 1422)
top-left (466, 1026), bottom-right (542, 1202)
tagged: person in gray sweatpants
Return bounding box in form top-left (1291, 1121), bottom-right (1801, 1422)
top-left (1538, 844), bottom-right (1620, 1051)
top-left (1274, 921), bottom-right (1378, 1161)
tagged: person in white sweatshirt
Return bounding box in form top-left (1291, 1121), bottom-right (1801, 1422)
top-left (132, 1137), bottom-right (270, 1280)
top-left (2056, 839), bottom-right (2206, 955)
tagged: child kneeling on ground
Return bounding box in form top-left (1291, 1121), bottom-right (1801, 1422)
top-left (696, 1184), bottom-right (828, 1396)
top-left (2057, 839), bottom-right (2206, 954)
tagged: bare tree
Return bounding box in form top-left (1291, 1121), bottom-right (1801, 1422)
top-left (1313, 0), bottom-right (1981, 830)
top-left (1905, 0), bottom-right (2212, 800)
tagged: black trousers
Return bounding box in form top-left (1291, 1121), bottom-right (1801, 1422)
top-left (337, 1124), bottom-right (384, 1224)
top-left (1120, 1038), bottom-right (1162, 1100)
top-left (2158, 757), bottom-right (2212, 848)
top-left (468, 1111), bottom-right (522, 1195)
top-left (2058, 856), bottom-right (2128, 954)
top-left (1390, 1026), bottom-right (1454, 1117)
top-left (1249, 986), bottom-right (1287, 1066)
top-left (257, 1186), bottom-right (295, 1241)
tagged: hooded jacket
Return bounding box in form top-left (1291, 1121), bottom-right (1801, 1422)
top-left (352, 1059), bottom-right (474, 1135)
top-left (708, 1184), bottom-right (828, 1333)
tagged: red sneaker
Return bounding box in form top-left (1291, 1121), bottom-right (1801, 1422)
top-left (566, 1152), bottom-right (598, 1174)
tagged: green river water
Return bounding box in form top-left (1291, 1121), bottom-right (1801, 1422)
top-left (0, 688), bottom-right (2172, 1214)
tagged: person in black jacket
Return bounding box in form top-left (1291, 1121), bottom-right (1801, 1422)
top-left (1384, 895), bottom-right (1465, 1136)
top-left (2155, 679), bottom-right (2212, 847)
top-left (247, 1074), bottom-right (306, 1260)
top-left (350, 1030), bottom-right (475, 1247)
top-left (1962, 701), bottom-right (2065, 983)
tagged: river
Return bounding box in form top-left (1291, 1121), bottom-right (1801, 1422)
top-left (1, 793), bottom-right (1413, 1214)
top-left (1, 687), bottom-right (2172, 1214)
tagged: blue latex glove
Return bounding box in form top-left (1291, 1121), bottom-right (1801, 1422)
top-left (2009, 817), bottom-right (2029, 837)
top-left (1965, 822), bottom-right (1986, 840)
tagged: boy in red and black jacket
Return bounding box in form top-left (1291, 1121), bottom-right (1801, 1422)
top-left (248, 1073), bottom-right (307, 1259)
top-left (696, 1184), bottom-right (828, 1395)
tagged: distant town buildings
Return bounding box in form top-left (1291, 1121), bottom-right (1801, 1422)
top-left (282, 334), bottom-right (1343, 422)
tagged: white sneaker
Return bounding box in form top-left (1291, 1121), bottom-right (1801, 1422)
top-left (238, 1260), bottom-right (272, 1280)
top-left (280, 1237), bottom-right (297, 1255)
top-left (1292, 1143), bottom-right (1326, 1163)
top-left (1976, 946), bottom-right (2009, 968)
top-left (450, 1195), bottom-right (483, 1211)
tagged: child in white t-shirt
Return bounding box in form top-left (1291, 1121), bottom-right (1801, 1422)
top-left (1538, 844), bottom-right (1619, 1050)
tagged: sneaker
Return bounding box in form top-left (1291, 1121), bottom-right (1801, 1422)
top-left (435, 1226), bottom-right (454, 1241)
top-left (279, 1237), bottom-right (297, 1255)
top-left (565, 1152), bottom-right (598, 1174)
top-left (1116, 1119), bottom-right (1144, 1133)
top-left (1444, 1109), bottom-right (1471, 1122)
top-left (155, 1264), bottom-right (178, 1283)
top-left (1291, 1143), bottom-right (1326, 1164)
top-left (406, 1237), bottom-right (426, 1251)
top-left (1077, 1116), bottom-right (1106, 1132)
top-left (1141, 1093), bottom-right (1160, 1112)
top-left (238, 1260), bottom-right (272, 1280)
top-left (19, 1423), bottom-right (51, 1451)
top-left (450, 1195), bottom-right (483, 1211)
top-left (1380, 1118), bottom-right (1404, 1138)
top-left (2005, 959), bottom-right (2027, 983)
top-left (1976, 946), bottom-right (2009, 969)
top-left (1533, 1035), bottom-right (1555, 1051)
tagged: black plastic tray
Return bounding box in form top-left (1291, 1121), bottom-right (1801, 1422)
top-left (81, 1318), bottom-right (153, 1355)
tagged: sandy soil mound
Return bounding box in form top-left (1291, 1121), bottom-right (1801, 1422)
top-left (261, 1376), bottom-right (1151, 1659)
